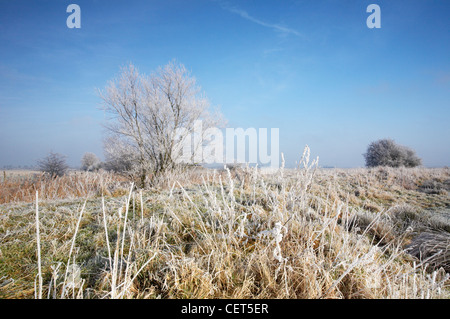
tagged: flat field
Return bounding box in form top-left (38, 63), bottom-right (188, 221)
top-left (0, 164), bottom-right (449, 299)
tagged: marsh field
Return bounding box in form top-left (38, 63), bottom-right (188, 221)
top-left (1, 156), bottom-right (449, 299)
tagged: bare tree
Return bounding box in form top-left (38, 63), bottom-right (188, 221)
top-left (37, 152), bottom-right (69, 177)
top-left (99, 61), bottom-right (224, 186)
top-left (81, 152), bottom-right (101, 171)
top-left (364, 139), bottom-right (422, 168)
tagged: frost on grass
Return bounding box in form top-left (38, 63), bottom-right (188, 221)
top-left (0, 148), bottom-right (449, 299)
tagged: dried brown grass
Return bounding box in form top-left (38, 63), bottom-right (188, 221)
top-left (0, 170), bottom-right (129, 204)
top-left (1, 155), bottom-right (449, 299)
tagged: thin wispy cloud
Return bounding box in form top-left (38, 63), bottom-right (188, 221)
top-left (0, 64), bottom-right (52, 83)
top-left (215, 0), bottom-right (303, 37)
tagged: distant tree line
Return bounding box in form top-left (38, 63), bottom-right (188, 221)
top-left (1, 164), bottom-right (36, 170)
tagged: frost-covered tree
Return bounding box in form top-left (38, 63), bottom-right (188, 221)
top-left (81, 152), bottom-right (101, 171)
top-left (103, 135), bottom-right (138, 174)
top-left (99, 61), bottom-right (223, 186)
top-left (364, 139), bottom-right (422, 168)
top-left (37, 152), bottom-right (69, 177)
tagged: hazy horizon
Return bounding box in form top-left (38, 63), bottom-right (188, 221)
top-left (1, 0), bottom-right (449, 169)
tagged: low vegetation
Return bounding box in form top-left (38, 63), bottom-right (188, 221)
top-left (1, 148), bottom-right (449, 299)
top-left (36, 152), bottom-right (69, 178)
top-left (364, 139), bottom-right (422, 168)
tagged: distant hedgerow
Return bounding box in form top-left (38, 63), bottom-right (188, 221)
top-left (364, 139), bottom-right (422, 168)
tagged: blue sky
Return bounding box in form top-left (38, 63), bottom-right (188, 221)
top-left (0, 0), bottom-right (449, 168)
